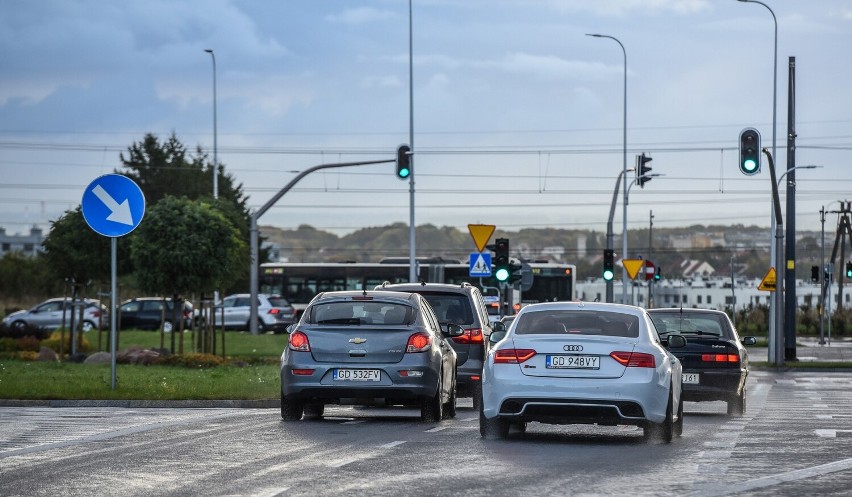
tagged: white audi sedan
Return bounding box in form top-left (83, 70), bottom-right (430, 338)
top-left (480, 301), bottom-right (685, 442)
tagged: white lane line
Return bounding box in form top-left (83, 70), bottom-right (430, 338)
top-left (689, 457), bottom-right (852, 497)
top-left (379, 440), bottom-right (406, 449)
top-left (425, 426), bottom-right (448, 433)
top-left (252, 487), bottom-right (290, 497)
top-left (815, 429), bottom-right (852, 438)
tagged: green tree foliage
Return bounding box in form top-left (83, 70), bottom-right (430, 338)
top-left (130, 196), bottom-right (247, 296)
top-left (0, 252), bottom-right (60, 305)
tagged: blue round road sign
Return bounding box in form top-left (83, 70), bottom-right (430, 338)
top-left (81, 174), bottom-right (145, 237)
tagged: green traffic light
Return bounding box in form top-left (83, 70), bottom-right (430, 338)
top-left (743, 159), bottom-right (757, 173)
top-left (603, 269), bottom-right (614, 281)
top-left (397, 168), bottom-right (410, 178)
top-left (495, 268), bottom-right (510, 282)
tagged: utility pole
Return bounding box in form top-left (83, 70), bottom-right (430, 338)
top-left (647, 210), bottom-right (653, 309)
top-left (783, 57), bottom-right (797, 361)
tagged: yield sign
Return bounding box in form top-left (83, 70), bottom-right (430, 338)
top-left (758, 267), bottom-right (777, 291)
top-left (468, 224), bottom-right (496, 253)
top-left (622, 258), bottom-right (644, 280)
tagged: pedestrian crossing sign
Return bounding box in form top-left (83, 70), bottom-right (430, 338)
top-left (469, 252), bottom-right (492, 277)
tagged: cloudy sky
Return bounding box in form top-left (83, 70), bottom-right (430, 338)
top-left (1, 0), bottom-right (850, 243)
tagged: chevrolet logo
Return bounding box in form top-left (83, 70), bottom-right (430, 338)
top-left (348, 337), bottom-right (367, 344)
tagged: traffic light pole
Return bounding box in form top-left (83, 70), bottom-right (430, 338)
top-left (763, 148), bottom-right (784, 367)
top-left (248, 158), bottom-right (394, 335)
top-left (606, 169), bottom-right (632, 303)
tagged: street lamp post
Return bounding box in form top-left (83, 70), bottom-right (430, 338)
top-left (587, 33), bottom-right (627, 304)
top-left (407, 0), bottom-right (416, 282)
top-left (737, 0), bottom-right (777, 359)
top-left (204, 49), bottom-right (218, 200)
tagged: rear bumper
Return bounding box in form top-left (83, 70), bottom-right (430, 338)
top-left (681, 368), bottom-right (747, 402)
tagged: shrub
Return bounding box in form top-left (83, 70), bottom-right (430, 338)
top-left (40, 331), bottom-right (91, 354)
top-left (160, 353), bottom-right (226, 368)
top-left (15, 336), bottom-right (40, 352)
top-left (18, 351), bottom-right (38, 361)
top-left (0, 322), bottom-right (50, 340)
top-left (0, 337), bottom-right (17, 352)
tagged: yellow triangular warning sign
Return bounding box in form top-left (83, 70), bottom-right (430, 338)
top-left (622, 258), bottom-right (644, 280)
top-left (468, 224), bottom-right (496, 253)
top-left (758, 267), bottom-right (777, 291)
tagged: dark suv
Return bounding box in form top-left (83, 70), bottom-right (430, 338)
top-left (375, 282), bottom-right (502, 408)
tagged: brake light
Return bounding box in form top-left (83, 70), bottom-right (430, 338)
top-left (91, 310), bottom-right (101, 318)
top-left (452, 327), bottom-right (483, 344)
top-left (702, 353), bottom-right (739, 363)
top-left (291, 369), bottom-right (315, 376)
top-left (268, 308), bottom-right (280, 315)
top-left (289, 331), bottom-right (311, 352)
top-left (610, 351), bottom-right (656, 368)
top-left (406, 333), bottom-right (432, 353)
top-left (493, 349), bottom-right (536, 364)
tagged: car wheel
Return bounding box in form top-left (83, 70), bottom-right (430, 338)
top-left (248, 319), bottom-right (266, 333)
top-left (727, 388), bottom-right (746, 417)
top-left (442, 374), bottom-right (457, 419)
top-left (472, 382), bottom-right (483, 410)
top-left (479, 404), bottom-right (509, 439)
top-left (280, 392), bottom-right (304, 421)
top-left (162, 321), bottom-right (174, 333)
top-left (644, 389), bottom-right (675, 443)
top-left (420, 375), bottom-right (443, 422)
top-left (509, 422), bottom-right (527, 435)
top-left (303, 404), bottom-right (324, 420)
top-left (11, 320), bottom-right (27, 331)
top-left (674, 396), bottom-right (684, 437)
top-left (81, 320), bottom-right (95, 333)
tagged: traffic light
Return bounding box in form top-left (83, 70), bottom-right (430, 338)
top-left (396, 144), bottom-right (411, 179)
top-left (846, 261), bottom-right (852, 279)
top-left (811, 265), bottom-right (820, 283)
top-left (636, 153), bottom-right (653, 188)
top-left (603, 249), bottom-right (614, 281)
top-left (654, 266), bottom-right (661, 281)
top-left (738, 128), bottom-right (761, 175)
top-left (494, 238), bottom-right (510, 282)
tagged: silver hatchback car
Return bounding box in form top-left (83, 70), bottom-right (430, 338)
top-left (216, 293), bottom-right (295, 333)
top-left (280, 290), bottom-right (462, 422)
top-left (3, 298), bottom-right (105, 332)
top-left (481, 301), bottom-right (685, 442)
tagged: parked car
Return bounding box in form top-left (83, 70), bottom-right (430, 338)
top-left (118, 297), bottom-right (194, 332)
top-left (213, 293), bottom-right (295, 333)
top-left (480, 301), bottom-right (685, 442)
top-left (280, 290), bottom-right (462, 422)
top-left (2, 298), bottom-right (105, 332)
top-left (647, 308), bottom-right (756, 416)
top-left (375, 282), bottom-right (504, 409)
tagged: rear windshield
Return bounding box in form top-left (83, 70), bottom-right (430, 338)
top-left (515, 311), bottom-right (639, 338)
top-left (309, 301), bottom-right (412, 326)
top-left (414, 292), bottom-right (473, 325)
top-left (267, 297), bottom-right (290, 307)
top-left (649, 313), bottom-right (729, 338)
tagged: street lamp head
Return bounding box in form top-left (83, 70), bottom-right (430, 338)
top-left (586, 33), bottom-right (603, 37)
top-left (204, 48), bottom-right (214, 54)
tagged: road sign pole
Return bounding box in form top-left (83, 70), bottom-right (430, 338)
top-left (110, 238), bottom-right (117, 390)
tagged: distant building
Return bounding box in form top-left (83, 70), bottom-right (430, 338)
top-left (0, 226), bottom-right (44, 257)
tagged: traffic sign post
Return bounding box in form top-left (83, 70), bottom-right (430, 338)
top-left (82, 174), bottom-right (146, 390)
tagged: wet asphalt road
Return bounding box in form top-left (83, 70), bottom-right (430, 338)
top-left (1, 370), bottom-right (851, 497)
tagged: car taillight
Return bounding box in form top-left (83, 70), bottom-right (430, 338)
top-left (452, 327), bottom-right (483, 344)
top-left (268, 309), bottom-right (280, 315)
top-left (610, 351), bottom-right (656, 368)
top-left (289, 331), bottom-right (310, 352)
top-left (91, 310), bottom-right (101, 317)
top-left (493, 349), bottom-right (536, 364)
top-left (291, 369), bottom-right (315, 376)
top-left (702, 353), bottom-right (739, 363)
top-left (406, 333), bottom-right (432, 353)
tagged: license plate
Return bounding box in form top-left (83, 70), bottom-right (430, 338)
top-left (333, 369), bottom-right (381, 381)
top-left (682, 373), bottom-right (700, 384)
top-left (546, 355), bottom-right (600, 369)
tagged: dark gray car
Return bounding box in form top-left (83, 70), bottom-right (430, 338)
top-left (280, 290), bottom-right (462, 422)
top-left (374, 282), bottom-right (503, 409)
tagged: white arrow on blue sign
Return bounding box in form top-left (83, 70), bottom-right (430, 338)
top-left (469, 252), bottom-right (492, 277)
top-left (81, 174), bottom-right (146, 237)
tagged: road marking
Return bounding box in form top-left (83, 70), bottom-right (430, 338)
top-left (341, 420), bottom-right (366, 425)
top-left (425, 426), bottom-right (448, 433)
top-left (816, 429), bottom-right (852, 438)
top-left (379, 440), bottom-right (406, 448)
top-left (690, 457), bottom-right (852, 497)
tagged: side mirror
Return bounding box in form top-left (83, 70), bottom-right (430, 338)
top-left (491, 321), bottom-right (506, 333)
top-left (741, 336), bottom-right (757, 346)
top-left (667, 335), bottom-right (687, 348)
top-left (444, 323), bottom-right (465, 338)
top-left (489, 330), bottom-right (507, 344)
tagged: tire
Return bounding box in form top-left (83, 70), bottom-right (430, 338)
top-left (509, 422), bottom-right (527, 435)
top-left (280, 392), bottom-right (304, 421)
top-left (249, 320), bottom-right (266, 333)
top-left (644, 389), bottom-right (674, 443)
top-left (421, 376), bottom-right (443, 422)
top-left (162, 320), bottom-right (174, 333)
top-left (11, 320), bottom-right (26, 331)
top-left (674, 396), bottom-right (684, 437)
top-left (727, 388), bottom-right (746, 417)
top-left (303, 404), bottom-right (324, 420)
top-left (81, 320), bottom-right (95, 333)
top-left (479, 404), bottom-right (509, 439)
top-left (471, 382), bottom-right (483, 410)
top-left (443, 374), bottom-right (457, 419)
